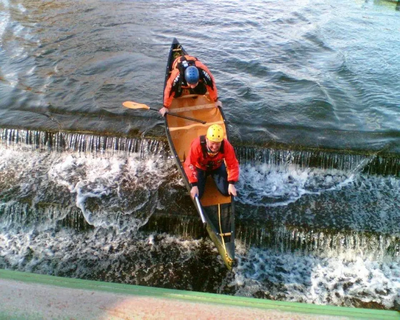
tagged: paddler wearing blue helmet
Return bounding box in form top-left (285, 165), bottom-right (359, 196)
top-left (160, 55), bottom-right (222, 116)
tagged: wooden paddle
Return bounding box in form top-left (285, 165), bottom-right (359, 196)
top-left (122, 101), bottom-right (206, 124)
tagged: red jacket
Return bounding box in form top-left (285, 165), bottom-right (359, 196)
top-left (163, 55), bottom-right (218, 108)
top-left (184, 136), bottom-right (240, 185)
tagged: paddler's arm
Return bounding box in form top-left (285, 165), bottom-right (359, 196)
top-left (161, 69), bottom-right (179, 116)
top-left (224, 140), bottom-right (240, 197)
top-left (184, 139), bottom-right (202, 199)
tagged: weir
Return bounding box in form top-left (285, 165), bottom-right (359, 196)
top-left (1, 127), bottom-right (399, 310)
top-left (1, 128), bottom-right (169, 156)
top-left (1, 127), bottom-right (399, 253)
top-left (142, 214), bottom-right (400, 261)
top-left (2, 199), bottom-right (398, 261)
top-left (2, 128), bottom-right (399, 175)
top-left (235, 145), bottom-right (400, 177)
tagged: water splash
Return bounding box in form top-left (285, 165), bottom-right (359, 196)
top-left (1, 128), bottom-right (400, 310)
top-left (232, 240), bottom-right (400, 309)
top-left (0, 130), bottom-right (176, 231)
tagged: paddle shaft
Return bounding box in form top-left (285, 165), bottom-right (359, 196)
top-left (148, 107), bottom-right (206, 124)
top-left (194, 195), bottom-right (207, 225)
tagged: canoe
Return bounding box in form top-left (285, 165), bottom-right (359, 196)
top-left (163, 38), bottom-right (236, 270)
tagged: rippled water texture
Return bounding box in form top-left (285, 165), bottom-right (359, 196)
top-left (0, 0), bottom-right (399, 152)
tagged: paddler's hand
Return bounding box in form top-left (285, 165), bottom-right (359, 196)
top-left (159, 107), bottom-right (168, 117)
top-left (190, 186), bottom-right (199, 199)
top-left (228, 183), bottom-right (237, 197)
top-left (214, 100), bottom-right (222, 108)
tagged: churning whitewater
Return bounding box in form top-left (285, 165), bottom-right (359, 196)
top-left (0, 130), bottom-right (399, 309)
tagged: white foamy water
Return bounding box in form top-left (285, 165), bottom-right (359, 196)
top-left (0, 143), bottom-right (178, 230)
top-left (233, 244), bottom-right (400, 309)
top-left (230, 158), bottom-right (400, 309)
top-left (1, 140), bottom-right (399, 309)
top-left (237, 162), bottom-right (355, 207)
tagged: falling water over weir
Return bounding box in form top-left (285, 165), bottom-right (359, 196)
top-left (0, 128), bottom-right (399, 310)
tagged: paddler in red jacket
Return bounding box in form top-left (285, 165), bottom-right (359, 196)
top-left (184, 124), bottom-right (239, 199)
top-left (159, 55), bottom-right (222, 116)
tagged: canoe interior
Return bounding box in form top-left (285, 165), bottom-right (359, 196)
top-left (166, 94), bottom-right (231, 207)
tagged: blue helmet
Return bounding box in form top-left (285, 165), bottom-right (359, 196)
top-left (184, 66), bottom-right (199, 85)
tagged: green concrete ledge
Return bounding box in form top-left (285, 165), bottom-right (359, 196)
top-left (0, 269), bottom-right (399, 320)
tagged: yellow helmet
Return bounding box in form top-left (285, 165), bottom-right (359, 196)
top-left (206, 124), bottom-right (224, 142)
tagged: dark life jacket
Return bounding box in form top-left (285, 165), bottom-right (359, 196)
top-left (199, 135), bottom-right (225, 170)
top-left (175, 56), bottom-right (207, 95)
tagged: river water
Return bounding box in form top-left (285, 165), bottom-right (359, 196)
top-left (0, 0), bottom-right (399, 311)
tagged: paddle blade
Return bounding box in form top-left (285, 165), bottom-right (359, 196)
top-left (122, 101), bottom-right (151, 110)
